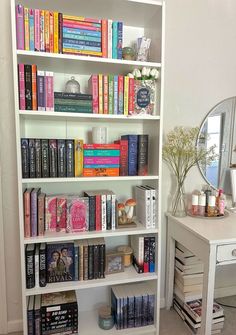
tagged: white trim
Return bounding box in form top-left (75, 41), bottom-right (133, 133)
top-left (7, 319), bottom-right (23, 333)
top-left (215, 285), bottom-right (236, 298)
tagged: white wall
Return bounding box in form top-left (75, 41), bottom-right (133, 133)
top-left (162, 0), bottom-right (236, 302)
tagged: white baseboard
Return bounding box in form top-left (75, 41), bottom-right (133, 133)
top-left (160, 297), bottom-right (166, 308)
top-left (7, 319), bottom-right (23, 333)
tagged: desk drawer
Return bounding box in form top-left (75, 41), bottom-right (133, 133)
top-left (217, 244), bottom-right (236, 263)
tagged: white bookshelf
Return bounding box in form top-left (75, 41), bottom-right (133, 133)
top-left (11, 0), bottom-right (165, 334)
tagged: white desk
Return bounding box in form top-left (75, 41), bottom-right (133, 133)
top-left (166, 213), bottom-right (236, 335)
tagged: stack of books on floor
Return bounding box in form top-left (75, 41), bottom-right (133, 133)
top-left (173, 242), bottom-right (225, 334)
top-left (54, 92), bottom-right (93, 113)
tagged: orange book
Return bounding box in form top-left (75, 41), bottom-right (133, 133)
top-left (83, 168), bottom-right (119, 177)
top-left (98, 74), bottom-right (103, 114)
top-left (53, 12), bottom-right (59, 53)
top-left (32, 64), bottom-right (37, 110)
top-left (49, 12), bottom-right (54, 53)
top-left (103, 75), bottom-right (108, 114)
top-left (101, 19), bottom-right (108, 58)
top-left (44, 10), bottom-right (50, 52)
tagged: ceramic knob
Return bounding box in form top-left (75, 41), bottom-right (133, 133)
top-left (232, 249), bottom-right (236, 257)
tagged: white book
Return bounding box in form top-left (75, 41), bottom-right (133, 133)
top-left (175, 259), bottom-right (204, 274)
top-left (108, 19), bottom-right (113, 58)
top-left (176, 241), bottom-right (194, 257)
top-left (131, 235), bottom-right (144, 271)
top-left (34, 244), bottom-right (39, 288)
top-left (101, 194), bottom-right (107, 231)
top-left (144, 185), bottom-right (158, 228)
top-left (136, 186), bottom-right (151, 228)
top-left (175, 267), bottom-right (204, 286)
top-left (175, 247), bottom-right (202, 266)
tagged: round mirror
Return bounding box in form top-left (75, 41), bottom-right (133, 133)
top-left (197, 97), bottom-right (236, 192)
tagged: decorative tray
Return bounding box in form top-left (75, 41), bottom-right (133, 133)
top-left (187, 210), bottom-right (229, 220)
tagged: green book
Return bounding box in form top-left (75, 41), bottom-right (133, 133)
top-left (54, 105), bottom-right (93, 113)
top-left (108, 74), bottom-right (114, 114)
top-left (54, 99), bottom-right (92, 107)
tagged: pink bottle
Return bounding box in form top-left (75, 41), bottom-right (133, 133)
top-left (198, 192), bottom-right (206, 216)
top-left (191, 194), bottom-right (199, 216)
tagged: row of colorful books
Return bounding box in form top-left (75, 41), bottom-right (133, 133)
top-left (21, 136), bottom-right (149, 178)
top-left (23, 189), bottom-right (117, 238)
top-left (25, 240), bottom-right (106, 289)
top-left (111, 283), bottom-right (155, 330)
top-left (131, 235), bottom-right (156, 274)
top-left (27, 291), bottom-right (78, 335)
top-left (54, 92), bottom-right (93, 113)
top-left (16, 5), bottom-right (123, 59)
top-left (18, 64), bottom-right (54, 111)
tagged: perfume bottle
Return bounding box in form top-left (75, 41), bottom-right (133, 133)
top-left (215, 189), bottom-right (223, 212)
top-left (204, 186), bottom-right (212, 214)
top-left (191, 193), bottom-right (199, 216)
top-left (219, 193), bottom-right (226, 216)
top-left (198, 192), bottom-right (206, 216)
top-left (207, 195), bottom-right (216, 217)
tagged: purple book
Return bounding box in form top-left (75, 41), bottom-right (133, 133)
top-left (37, 70), bottom-right (45, 111)
top-left (31, 188), bottom-right (41, 237)
top-left (16, 5), bottom-right (25, 50)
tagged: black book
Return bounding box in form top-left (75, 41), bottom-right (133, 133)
top-left (106, 194), bottom-right (112, 230)
top-left (58, 13), bottom-right (63, 54)
top-left (24, 64), bottom-right (32, 110)
top-left (49, 139), bottom-right (58, 177)
top-left (35, 139), bottom-right (42, 178)
top-left (99, 239), bottom-right (106, 278)
top-left (93, 241), bottom-right (99, 279)
top-left (34, 295), bottom-right (41, 335)
top-left (41, 139), bottom-right (49, 178)
top-left (88, 240), bottom-right (94, 280)
top-left (25, 244), bottom-right (35, 289)
top-left (137, 134), bottom-right (149, 176)
top-left (57, 139), bottom-right (66, 177)
top-left (144, 236), bottom-right (150, 273)
top-left (29, 139), bottom-right (36, 178)
top-left (66, 140), bottom-right (74, 177)
top-left (21, 138), bottom-right (29, 178)
top-left (84, 191), bottom-right (96, 231)
top-left (54, 92), bottom-right (92, 100)
top-left (27, 295), bottom-right (35, 335)
top-left (39, 243), bottom-right (47, 287)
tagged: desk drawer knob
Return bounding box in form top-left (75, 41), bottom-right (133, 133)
top-left (232, 249), bottom-right (236, 257)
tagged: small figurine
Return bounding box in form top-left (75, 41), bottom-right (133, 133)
top-left (65, 76), bottom-right (80, 93)
top-left (117, 199), bottom-right (137, 228)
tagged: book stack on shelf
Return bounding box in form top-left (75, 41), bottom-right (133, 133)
top-left (173, 242), bottom-right (225, 334)
top-left (54, 92), bottom-right (93, 113)
top-left (111, 283), bottom-right (155, 330)
top-left (27, 291), bottom-right (78, 335)
top-left (131, 235), bottom-right (156, 274)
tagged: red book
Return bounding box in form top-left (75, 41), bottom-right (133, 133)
top-left (114, 140), bottom-right (128, 176)
top-left (45, 196), bottom-right (57, 231)
top-left (88, 75), bottom-right (98, 113)
top-left (32, 64), bottom-right (37, 110)
top-left (24, 188), bottom-right (33, 238)
top-left (18, 63), bottom-right (25, 110)
top-left (49, 12), bottom-right (54, 53)
top-left (101, 19), bottom-right (108, 58)
top-left (83, 168), bottom-right (119, 177)
top-left (95, 194), bottom-right (101, 230)
top-left (62, 19), bottom-right (101, 27)
top-left (63, 22), bottom-right (101, 31)
top-left (103, 75), bottom-right (108, 114)
top-left (56, 197), bottom-right (67, 232)
top-left (128, 77), bottom-right (135, 115)
top-left (83, 144), bottom-right (120, 150)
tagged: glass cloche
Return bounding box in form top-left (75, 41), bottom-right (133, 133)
top-left (65, 76), bottom-right (80, 93)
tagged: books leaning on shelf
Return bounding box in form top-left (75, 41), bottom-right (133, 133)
top-left (16, 5), bottom-right (123, 59)
top-left (131, 235), bottom-right (156, 274)
top-left (27, 291), bottom-right (78, 335)
top-left (136, 185), bottom-right (157, 228)
top-left (25, 239), bottom-right (106, 288)
top-left (111, 283), bottom-right (155, 330)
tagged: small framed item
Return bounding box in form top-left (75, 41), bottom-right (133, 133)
top-left (105, 251), bottom-right (124, 275)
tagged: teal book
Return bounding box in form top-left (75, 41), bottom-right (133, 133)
top-left (54, 105), bottom-right (92, 113)
top-left (112, 22), bottom-right (118, 59)
top-left (108, 74), bottom-right (114, 114)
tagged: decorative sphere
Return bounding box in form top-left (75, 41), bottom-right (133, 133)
top-left (65, 76), bottom-right (80, 93)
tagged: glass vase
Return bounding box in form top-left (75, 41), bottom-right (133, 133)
top-left (171, 179), bottom-right (187, 217)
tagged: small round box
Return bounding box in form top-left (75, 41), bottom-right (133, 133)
top-left (117, 245), bottom-right (133, 267)
top-left (98, 306), bottom-right (114, 330)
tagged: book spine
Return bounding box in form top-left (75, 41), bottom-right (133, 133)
top-left (83, 143), bottom-right (120, 149)
top-left (58, 13), bottom-right (63, 53)
top-left (101, 194), bottom-right (106, 231)
top-left (63, 19), bottom-right (101, 27)
top-left (147, 293), bottom-right (155, 325)
top-left (134, 294), bottom-right (142, 327)
top-left (66, 140), bottom-right (74, 177)
top-left (29, 9), bottom-right (34, 51)
top-left (99, 242), bottom-right (105, 278)
top-left (24, 7), bottom-right (29, 51)
top-left (107, 19), bottom-right (112, 58)
top-left (35, 139), bottom-right (41, 178)
top-left (49, 12), bottom-right (54, 53)
top-left (83, 168), bottom-right (119, 177)
top-left (54, 105), bottom-right (92, 113)
top-left (63, 27), bottom-right (102, 37)
top-left (93, 244), bottom-right (99, 279)
top-left (74, 139), bottom-right (83, 177)
top-left (56, 197), bottom-right (67, 232)
top-left (98, 74), bottom-right (103, 114)
top-left (25, 247), bottom-right (35, 288)
top-left (84, 164), bottom-right (119, 168)
top-left (111, 195), bottom-right (116, 230)
top-left (16, 5), bottom-right (25, 50)
top-left (88, 196), bottom-right (96, 231)
top-left (41, 139), bottom-right (49, 178)
top-left (49, 139), bottom-right (58, 177)
top-left (31, 190), bottom-right (38, 237)
top-left (54, 99), bottom-right (92, 106)
top-left (88, 244), bottom-right (94, 279)
top-left (142, 294), bottom-right (148, 326)
top-left (34, 9), bottom-right (40, 51)
top-left (83, 244), bottom-right (88, 280)
top-left (151, 189), bottom-right (157, 228)
top-left (45, 71), bottom-right (54, 111)
top-left (117, 22), bottom-right (123, 59)
top-left (112, 22), bottom-right (118, 59)
top-left (63, 33), bottom-right (101, 42)
top-left (29, 139), bottom-right (36, 178)
top-left (103, 75), bottom-right (109, 114)
top-left (24, 190), bottom-right (31, 237)
top-left (27, 300), bottom-right (34, 335)
top-left (106, 194), bottom-right (112, 230)
top-left (44, 10), bottom-right (50, 53)
top-left (108, 74), bottom-right (114, 114)
top-left (121, 135), bottom-right (138, 175)
top-left (34, 304), bottom-right (41, 335)
top-left (138, 135), bottom-right (149, 176)
top-left (45, 196), bottom-right (57, 231)
top-left (39, 245), bottom-right (46, 287)
top-left (149, 236), bottom-right (155, 272)
top-left (54, 92), bottom-right (92, 100)
top-left (40, 10), bottom-right (45, 51)
top-left (21, 139), bottom-right (29, 178)
top-left (95, 194), bottom-right (101, 230)
top-left (53, 12), bottom-right (59, 53)
top-left (124, 76), bottom-right (129, 116)
top-left (84, 157), bottom-right (120, 165)
top-left (57, 139), bottom-right (66, 177)
top-left (63, 38), bottom-right (101, 47)
top-left (35, 246), bottom-right (39, 287)
top-left (113, 75), bottom-right (118, 114)
top-left (38, 194), bottom-right (45, 236)
top-left (84, 149), bottom-right (120, 156)
top-left (18, 64), bottom-right (25, 110)
top-left (62, 48), bottom-right (102, 57)
top-left (74, 244), bottom-right (79, 281)
top-left (32, 64), bottom-right (37, 110)
top-left (128, 78), bottom-right (135, 115)
top-left (79, 243), bottom-right (83, 281)
top-left (118, 75), bottom-right (124, 114)
top-left (63, 22), bottom-right (101, 31)
top-left (101, 19), bottom-right (108, 58)
top-left (63, 15), bottom-right (101, 23)
top-left (117, 140), bottom-right (128, 176)
top-left (24, 64), bottom-right (32, 110)
top-left (37, 70), bottom-right (45, 111)
top-left (143, 236), bottom-right (150, 273)
top-left (127, 295), bottom-right (135, 328)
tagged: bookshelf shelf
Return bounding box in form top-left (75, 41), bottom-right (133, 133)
top-left (25, 267), bottom-right (158, 296)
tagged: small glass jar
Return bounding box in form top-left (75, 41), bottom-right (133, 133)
top-left (65, 76), bottom-right (80, 93)
top-left (122, 47), bottom-right (135, 60)
top-left (117, 245), bottom-right (133, 267)
top-left (98, 306), bottom-right (114, 330)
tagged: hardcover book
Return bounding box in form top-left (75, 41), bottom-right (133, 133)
top-left (29, 139), bottom-right (36, 178)
top-left (35, 139), bottom-right (42, 178)
top-left (41, 139), bottom-right (49, 178)
top-left (24, 64), bottom-right (32, 110)
top-left (39, 243), bottom-right (47, 287)
top-left (16, 5), bottom-right (25, 50)
top-left (134, 79), bottom-right (156, 115)
top-left (31, 188), bottom-right (41, 237)
top-left (49, 139), bottom-right (58, 177)
top-left (138, 134), bottom-right (149, 176)
top-left (45, 196), bottom-right (57, 231)
top-left (66, 196), bottom-right (89, 233)
top-left (66, 140), bottom-right (74, 177)
top-left (74, 139), bottom-right (83, 177)
top-left (25, 244), bottom-right (35, 289)
top-left (32, 64), bottom-right (38, 110)
top-left (27, 296), bottom-right (35, 335)
top-left (121, 135), bottom-right (138, 176)
top-left (18, 64), bottom-right (25, 110)
top-left (57, 139), bottom-right (66, 177)
top-left (23, 188), bottom-right (33, 237)
top-left (56, 196), bottom-right (67, 232)
top-left (21, 138), bottom-right (29, 178)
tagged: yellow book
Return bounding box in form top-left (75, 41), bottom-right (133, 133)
top-left (124, 76), bottom-right (129, 116)
top-left (24, 7), bottom-right (29, 51)
top-left (98, 74), bottom-right (103, 114)
top-left (74, 139), bottom-right (84, 177)
top-left (53, 12), bottom-right (59, 53)
top-left (62, 48), bottom-right (102, 57)
top-left (63, 14), bottom-right (100, 23)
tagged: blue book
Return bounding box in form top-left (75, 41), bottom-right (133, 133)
top-left (63, 43), bottom-right (101, 52)
top-left (63, 38), bottom-right (101, 47)
top-left (27, 296), bottom-right (35, 335)
top-left (63, 27), bottom-right (101, 37)
top-left (147, 290), bottom-right (155, 325)
top-left (63, 32), bottom-right (101, 42)
top-left (83, 164), bottom-right (119, 168)
top-left (134, 294), bottom-right (142, 327)
top-left (117, 22), bottom-right (123, 60)
top-left (121, 135), bottom-right (138, 176)
top-left (112, 22), bottom-right (118, 59)
top-left (149, 236), bottom-right (155, 272)
top-left (29, 9), bottom-right (34, 51)
top-left (113, 75), bottom-right (118, 114)
top-left (30, 188), bottom-right (40, 237)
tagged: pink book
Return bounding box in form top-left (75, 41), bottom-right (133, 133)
top-left (34, 9), bottom-right (40, 51)
top-left (88, 75), bottom-right (98, 113)
top-left (128, 77), bottom-right (135, 115)
top-left (45, 196), bottom-right (57, 231)
top-left (95, 194), bottom-right (101, 231)
top-left (18, 64), bottom-right (25, 110)
top-left (84, 157), bottom-right (120, 165)
top-left (63, 19), bottom-right (101, 28)
top-left (16, 5), bottom-right (25, 50)
top-left (40, 10), bottom-right (45, 51)
top-left (63, 22), bottom-right (101, 31)
top-left (45, 71), bottom-right (54, 111)
top-left (56, 197), bottom-right (67, 232)
top-left (66, 196), bottom-right (89, 233)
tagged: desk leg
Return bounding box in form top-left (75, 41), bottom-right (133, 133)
top-left (166, 226), bottom-right (175, 310)
top-left (200, 245), bottom-right (217, 335)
